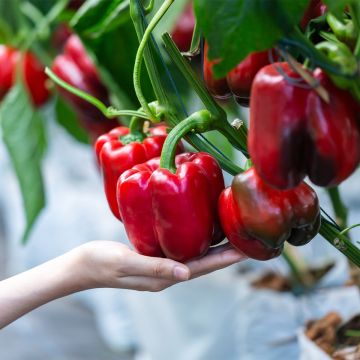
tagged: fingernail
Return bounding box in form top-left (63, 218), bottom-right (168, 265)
top-left (173, 266), bottom-right (190, 281)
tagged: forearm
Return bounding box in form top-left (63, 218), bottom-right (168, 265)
top-left (0, 249), bottom-right (87, 329)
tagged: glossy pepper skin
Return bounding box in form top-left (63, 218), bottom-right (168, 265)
top-left (171, 2), bottom-right (195, 52)
top-left (0, 45), bottom-right (49, 106)
top-left (95, 125), bottom-right (175, 221)
top-left (218, 168), bottom-right (321, 261)
top-left (203, 42), bottom-right (270, 106)
top-left (52, 35), bottom-right (118, 141)
top-left (249, 62), bottom-right (360, 189)
top-left (117, 152), bottom-right (225, 261)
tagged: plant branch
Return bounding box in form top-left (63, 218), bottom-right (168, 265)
top-left (133, 0), bottom-right (174, 120)
top-left (45, 67), bottom-right (149, 120)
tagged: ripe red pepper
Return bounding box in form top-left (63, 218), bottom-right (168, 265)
top-left (203, 43), bottom-right (270, 106)
top-left (218, 168), bottom-right (320, 261)
top-left (52, 35), bottom-right (118, 140)
top-left (300, 0), bottom-right (327, 30)
top-left (117, 152), bottom-right (225, 260)
top-left (249, 62), bottom-right (360, 189)
top-left (95, 125), bottom-right (176, 220)
top-left (171, 2), bottom-right (195, 52)
top-left (0, 45), bottom-right (49, 106)
top-left (203, 43), bottom-right (231, 100)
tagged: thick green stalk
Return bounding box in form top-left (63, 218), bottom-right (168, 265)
top-left (162, 32), bottom-right (248, 154)
top-left (162, 32), bottom-right (224, 119)
top-left (132, 0), bottom-right (174, 120)
top-left (129, 2), bottom-right (243, 175)
top-left (320, 219), bottom-right (360, 267)
top-left (327, 187), bottom-right (348, 230)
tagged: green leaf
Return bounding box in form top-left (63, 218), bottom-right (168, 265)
top-left (0, 83), bottom-right (46, 244)
top-left (71, 0), bottom-right (130, 38)
top-left (323, 0), bottom-right (352, 12)
top-left (55, 97), bottom-right (89, 144)
top-left (194, 0), bottom-right (309, 77)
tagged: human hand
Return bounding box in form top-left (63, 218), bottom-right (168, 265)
top-left (74, 241), bottom-right (246, 292)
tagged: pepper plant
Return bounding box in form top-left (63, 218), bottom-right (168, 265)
top-left (1, 0), bottom-right (360, 276)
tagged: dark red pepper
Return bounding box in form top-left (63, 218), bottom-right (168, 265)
top-left (0, 45), bottom-right (49, 106)
top-left (218, 168), bottom-right (320, 261)
top-left (300, 0), bottom-right (327, 30)
top-left (171, 2), bottom-right (195, 52)
top-left (203, 42), bottom-right (270, 106)
top-left (52, 35), bottom-right (118, 141)
top-left (249, 62), bottom-right (360, 189)
top-left (117, 152), bottom-right (225, 261)
top-left (95, 125), bottom-right (178, 220)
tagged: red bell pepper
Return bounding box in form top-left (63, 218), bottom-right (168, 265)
top-left (0, 46), bottom-right (17, 100)
top-left (203, 42), bottom-right (232, 100)
top-left (95, 125), bottom-right (176, 221)
top-left (203, 42), bottom-right (270, 106)
top-left (117, 152), bottom-right (224, 260)
top-left (218, 168), bottom-right (320, 261)
top-left (0, 45), bottom-right (49, 106)
top-left (52, 35), bottom-right (118, 140)
top-left (249, 62), bottom-right (360, 189)
top-left (171, 2), bottom-right (195, 52)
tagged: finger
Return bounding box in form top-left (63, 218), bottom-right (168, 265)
top-left (116, 276), bottom-right (176, 292)
top-left (123, 252), bottom-right (190, 281)
top-left (187, 248), bottom-right (246, 279)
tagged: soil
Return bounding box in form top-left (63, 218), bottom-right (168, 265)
top-left (305, 312), bottom-right (360, 359)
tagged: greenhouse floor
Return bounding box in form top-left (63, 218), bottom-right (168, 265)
top-left (0, 234), bottom-right (134, 360)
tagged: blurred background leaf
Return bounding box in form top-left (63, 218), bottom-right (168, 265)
top-left (55, 96), bottom-right (89, 144)
top-left (0, 83), bottom-right (46, 244)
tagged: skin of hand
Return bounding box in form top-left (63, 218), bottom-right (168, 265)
top-left (0, 241), bottom-right (245, 328)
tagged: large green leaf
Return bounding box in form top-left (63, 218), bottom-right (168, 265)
top-left (194, 0), bottom-right (309, 77)
top-left (71, 0), bottom-right (131, 38)
top-left (323, 0), bottom-right (356, 12)
top-left (0, 84), bottom-right (46, 244)
top-left (55, 97), bottom-right (89, 144)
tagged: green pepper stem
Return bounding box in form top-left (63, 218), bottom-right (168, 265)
top-left (45, 67), bottom-right (149, 120)
top-left (133, 0), bottom-right (174, 120)
top-left (160, 110), bottom-right (215, 172)
top-left (129, 116), bottom-right (145, 134)
top-left (327, 187), bottom-right (348, 230)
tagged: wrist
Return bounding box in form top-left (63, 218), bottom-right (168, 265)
top-left (65, 245), bottom-right (98, 291)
